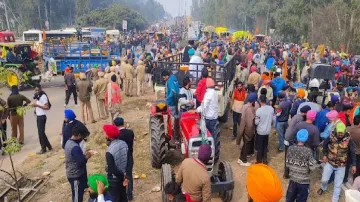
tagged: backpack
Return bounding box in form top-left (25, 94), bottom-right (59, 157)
top-left (43, 92), bottom-right (52, 110)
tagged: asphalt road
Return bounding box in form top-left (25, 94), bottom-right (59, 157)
top-left (0, 76), bottom-right (75, 172)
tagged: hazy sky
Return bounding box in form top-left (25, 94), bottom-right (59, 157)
top-left (156, 0), bottom-right (192, 17)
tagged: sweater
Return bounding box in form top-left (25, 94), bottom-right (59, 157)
top-left (255, 105), bottom-right (274, 135)
top-left (62, 120), bottom-right (89, 149)
top-left (286, 145), bottom-right (316, 184)
top-left (65, 139), bottom-right (87, 179)
top-left (106, 139), bottom-right (128, 180)
top-left (285, 114), bottom-right (305, 144)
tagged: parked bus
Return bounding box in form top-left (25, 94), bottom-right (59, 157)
top-left (23, 29), bottom-right (75, 43)
top-left (83, 27), bottom-right (106, 42)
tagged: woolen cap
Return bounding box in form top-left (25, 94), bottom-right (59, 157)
top-left (113, 117), bottom-right (124, 126)
top-left (300, 105), bottom-right (311, 113)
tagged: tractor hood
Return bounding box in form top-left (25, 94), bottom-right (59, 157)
top-left (180, 112), bottom-right (212, 140)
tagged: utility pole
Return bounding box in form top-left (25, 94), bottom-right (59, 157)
top-left (265, 2), bottom-right (270, 35)
top-left (185, 0), bottom-right (186, 16)
top-left (3, 0), bottom-right (10, 31)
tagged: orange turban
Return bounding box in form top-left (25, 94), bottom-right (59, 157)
top-left (297, 88), bottom-right (306, 98)
top-left (261, 73), bottom-right (270, 81)
top-left (246, 164), bottom-right (282, 202)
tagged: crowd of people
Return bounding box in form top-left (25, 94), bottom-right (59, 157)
top-left (152, 37), bottom-right (360, 202)
top-left (2, 27), bottom-right (360, 202)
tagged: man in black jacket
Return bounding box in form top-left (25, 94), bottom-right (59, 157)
top-left (114, 117), bottom-right (134, 201)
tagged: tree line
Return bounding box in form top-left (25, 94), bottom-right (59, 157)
top-left (192, 0), bottom-right (360, 53)
top-left (2, 0), bottom-right (166, 35)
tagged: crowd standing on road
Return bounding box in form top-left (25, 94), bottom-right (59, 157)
top-left (2, 29), bottom-right (360, 202)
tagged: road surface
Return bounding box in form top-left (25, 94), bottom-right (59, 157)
top-left (0, 76), bottom-right (75, 172)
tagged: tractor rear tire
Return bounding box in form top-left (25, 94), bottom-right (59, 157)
top-left (218, 161), bottom-right (233, 202)
top-left (214, 121), bottom-right (221, 164)
top-left (161, 164), bottom-right (172, 202)
top-left (6, 67), bottom-right (23, 89)
top-left (150, 116), bottom-right (168, 169)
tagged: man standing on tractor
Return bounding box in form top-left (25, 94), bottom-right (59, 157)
top-left (7, 85), bottom-right (31, 145)
top-left (196, 78), bottom-right (218, 137)
top-left (161, 70), bottom-right (179, 117)
top-left (176, 144), bottom-right (212, 202)
top-left (64, 65), bottom-right (78, 108)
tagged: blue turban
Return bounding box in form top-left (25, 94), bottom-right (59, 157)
top-left (331, 95), bottom-right (339, 103)
top-left (113, 117), bottom-right (124, 126)
top-left (248, 93), bottom-right (257, 103)
top-left (64, 109), bottom-right (76, 121)
top-left (297, 129), bottom-right (309, 142)
top-left (188, 48), bottom-right (195, 56)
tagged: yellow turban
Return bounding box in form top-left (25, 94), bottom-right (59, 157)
top-left (246, 164), bottom-right (282, 202)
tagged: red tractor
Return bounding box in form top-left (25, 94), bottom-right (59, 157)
top-left (149, 100), bottom-right (234, 202)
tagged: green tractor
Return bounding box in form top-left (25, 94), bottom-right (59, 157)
top-left (0, 42), bottom-right (42, 89)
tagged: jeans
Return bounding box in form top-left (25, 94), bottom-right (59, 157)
top-left (205, 119), bottom-right (218, 139)
top-left (109, 178), bottom-right (128, 202)
top-left (255, 135), bottom-right (269, 163)
top-left (126, 158), bottom-right (134, 200)
top-left (232, 112), bottom-right (241, 138)
top-left (276, 121), bottom-right (288, 151)
top-left (65, 85), bottom-right (78, 105)
top-left (68, 174), bottom-right (87, 202)
top-left (286, 180), bottom-right (310, 202)
top-left (36, 115), bottom-right (52, 151)
top-left (320, 162), bottom-right (346, 202)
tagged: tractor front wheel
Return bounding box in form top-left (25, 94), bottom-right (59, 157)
top-left (161, 164), bottom-right (172, 202)
top-left (150, 116), bottom-right (168, 169)
top-left (218, 161), bottom-right (233, 202)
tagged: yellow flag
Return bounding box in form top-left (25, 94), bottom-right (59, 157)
top-left (1, 46), bottom-right (6, 58)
